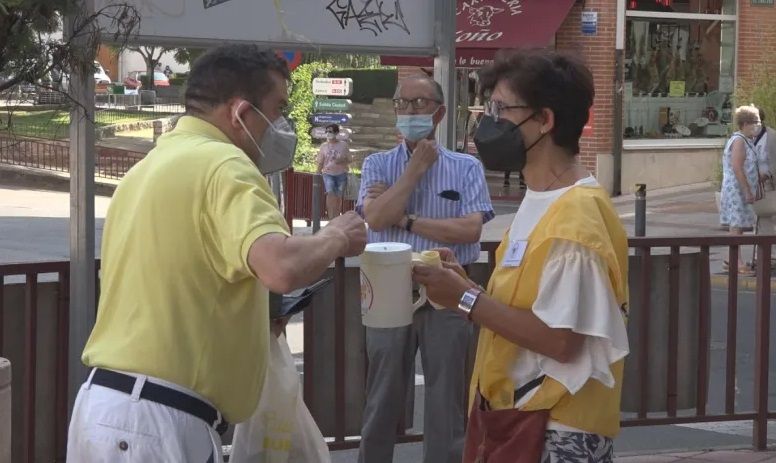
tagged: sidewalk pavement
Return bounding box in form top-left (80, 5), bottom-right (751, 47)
top-left (615, 448), bottom-right (776, 462)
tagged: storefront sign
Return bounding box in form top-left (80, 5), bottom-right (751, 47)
top-left (581, 11), bottom-right (598, 36)
top-left (669, 81), bottom-right (686, 97)
top-left (457, 55), bottom-right (495, 67)
top-left (382, 0), bottom-right (576, 68)
top-left (310, 113), bottom-right (352, 126)
top-left (314, 98), bottom-right (352, 112)
top-left (312, 78), bottom-right (353, 97)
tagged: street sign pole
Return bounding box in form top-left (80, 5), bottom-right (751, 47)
top-left (434, 0), bottom-right (456, 150)
top-left (66, 1), bottom-right (97, 415)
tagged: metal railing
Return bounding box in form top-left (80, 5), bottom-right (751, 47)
top-left (282, 169), bottom-right (356, 226)
top-left (1, 235), bottom-right (774, 462)
top-left (0, 136), bottom-right (70, 174)
top-left (621, 235), bottom-right (774, 451)
top-left (1, 262), bottom-right (71, 463)
top-left (306, 235), bottom-right (776, 450)
top-left (0, 135), bottom-right (145, 179)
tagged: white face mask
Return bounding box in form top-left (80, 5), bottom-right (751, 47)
top-left (235, 101), bottom-right (298, 175)
top-left (326, 133), bottom-right (336, 141)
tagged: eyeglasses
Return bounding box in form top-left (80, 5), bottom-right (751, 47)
top-left (485, 100), bottom-right (531, 122)
top-left (392, 97), bottom-right (441, 111)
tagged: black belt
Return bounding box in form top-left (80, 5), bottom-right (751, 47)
top-left (90, 368), bottom-right (229, 436)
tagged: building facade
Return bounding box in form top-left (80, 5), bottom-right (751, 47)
top-left (396, 0), bottom-right (776, 195)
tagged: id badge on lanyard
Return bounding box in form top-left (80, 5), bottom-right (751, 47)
top-left (501, 240), bottom-right (528, 267)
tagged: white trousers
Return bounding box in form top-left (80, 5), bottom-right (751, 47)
top-left (67, 369), bottom-right (223, 463)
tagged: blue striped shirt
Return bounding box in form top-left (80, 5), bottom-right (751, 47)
top-left (356, 142), bottom-right (494, 265)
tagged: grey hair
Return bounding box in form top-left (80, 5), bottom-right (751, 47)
top-left (394, 75), bottom-right (445, 103)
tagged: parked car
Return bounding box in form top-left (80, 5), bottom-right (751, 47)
top-left (0, 80), bottom-right (35, 101)
top-left (124, 70), bottom-right (170, 89)
top-left (94, 61), bottom-right (111, 84)
top-left (123, 73), bottom-right (142, 90)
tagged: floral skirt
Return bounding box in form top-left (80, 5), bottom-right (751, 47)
top-left (540, 430), bottom-right (614, 463)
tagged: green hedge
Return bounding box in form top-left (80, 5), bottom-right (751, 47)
top-left (328, 68), bottom-right (397, 104)
top-left (288, 61), bottom-right (334, 171)
top-left (169, 77), bottom-right (187, 86)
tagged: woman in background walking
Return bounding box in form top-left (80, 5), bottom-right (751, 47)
top-left (720, 105), bottom-right (761, 275)
top-left (316, 124), bottom-right (352, 218)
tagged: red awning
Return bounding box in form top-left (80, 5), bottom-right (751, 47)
top-left (381, 0), bottom-right (577, 68)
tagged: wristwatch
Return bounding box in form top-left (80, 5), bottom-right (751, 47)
top-left (405, 214), bottom-right (418, 232)
top-left (458, 288), bottom-right (482, 320)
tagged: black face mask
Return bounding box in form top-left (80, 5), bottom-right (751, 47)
top-left (473, 114), bottom-right (544, 173)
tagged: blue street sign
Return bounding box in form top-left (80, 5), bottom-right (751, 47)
top-left (310, 113), bottom-right (351, 126)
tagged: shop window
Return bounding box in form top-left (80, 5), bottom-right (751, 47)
top-left (627, 0), bottom-right (736, 15)
top-left (624, 17), bottom-right (735, 140)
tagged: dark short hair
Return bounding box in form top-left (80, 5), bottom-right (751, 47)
top-left (478, 49), bottom-right (594, 154)
top-left (325, 124), bottom-right (340, 133)
top-left (184, 45), bottom-right (289, 114)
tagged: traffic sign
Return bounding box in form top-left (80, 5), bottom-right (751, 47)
top-left (314, 98), bottom-right (352, 112)
top-left (312, 78), bottom-right (353, 97)
top-left (277, 50), bottom-right (303, 71)
top-left (311, 126), bottom-right (352, 140)
top-left (310, 113), bottom-right (351, 126)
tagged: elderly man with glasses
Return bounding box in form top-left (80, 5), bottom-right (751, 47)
top-left (356, 75), bottom-right (494, 463)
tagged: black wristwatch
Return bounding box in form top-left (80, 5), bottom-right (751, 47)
top-left (405, 214), bottom-right (417, 232)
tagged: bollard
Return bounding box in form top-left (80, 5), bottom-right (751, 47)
top-left (0, 358), bottom-right (10, 463)
top-left (152, 120), bottom-right (163, 144)
top-left (312, 174), bottom-right (323, 233)
top-left (635, 183), bottom-right (646, 237)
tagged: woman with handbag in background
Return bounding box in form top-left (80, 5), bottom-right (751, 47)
top-left (413, 49), bottom-right (629, 463)
top-left (720, 105), bottom-right (762, 275)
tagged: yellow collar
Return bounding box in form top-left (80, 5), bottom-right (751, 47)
top-left (174, 115), bottom-right (232, 144)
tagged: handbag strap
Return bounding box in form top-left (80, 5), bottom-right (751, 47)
top-left (733, 133), bottom-right (756, 154)
top-left (733, 133), bottom-right (765, 200)
top-left (476, 374), bottom-right (547, 411)
top-left (755, 126), bottom-right (767, 146)
top-left (514, 375), bottom-right (546, 404)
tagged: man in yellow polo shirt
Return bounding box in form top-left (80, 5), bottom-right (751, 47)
top-left (66, 45), bottom-right (366, 462)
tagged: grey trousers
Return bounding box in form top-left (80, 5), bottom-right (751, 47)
top-left (358, 305), bottom-right (472, 463)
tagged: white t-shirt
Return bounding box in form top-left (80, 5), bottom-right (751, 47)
top-left (507, 176), bottom-right (630, 432)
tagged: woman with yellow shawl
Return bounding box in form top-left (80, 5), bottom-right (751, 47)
top-left (413, 49), bottom-right (630, 463)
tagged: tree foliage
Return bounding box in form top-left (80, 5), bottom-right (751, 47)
top-left (301, 52), bottom-right (385, 70)
top-left (288, 61), bottom-right (333, 170)
top-left (128, 45), bottom-right (173, 90)
top-left (0, 0), bottom-right (139, 93)
top-left (173, 48), bottom-right (207, 68)
top-left (736, 66), bottom-right (776, 131)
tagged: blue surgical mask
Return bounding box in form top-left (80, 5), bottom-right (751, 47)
top-left (396, 113), bottom-right (436, 142)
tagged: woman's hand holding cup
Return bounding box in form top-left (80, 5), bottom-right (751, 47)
top-left (413, 250), bottom-right (475, 310)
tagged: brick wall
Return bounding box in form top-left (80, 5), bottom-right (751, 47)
top-left (737, 1), bottom-right (776, 91)
top-left (556, 1), bottom-right (618, 175)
